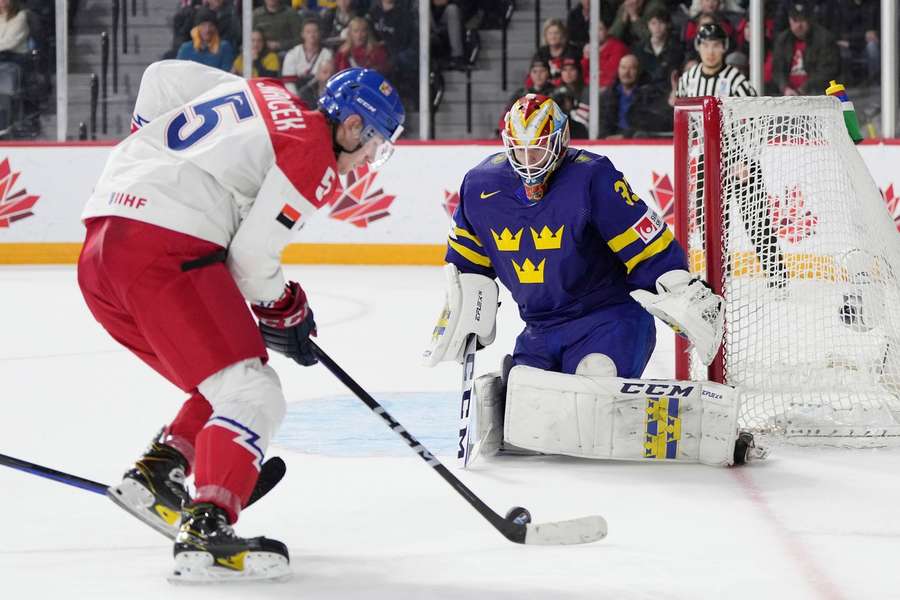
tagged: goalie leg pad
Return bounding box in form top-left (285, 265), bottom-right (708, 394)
top-left (503, 365), bottom-right (741, 466)
top-left (472, 372), bottom-right (505, 458)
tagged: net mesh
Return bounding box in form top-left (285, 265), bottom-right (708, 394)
top-left (681, 96), bottom-right (900, 447)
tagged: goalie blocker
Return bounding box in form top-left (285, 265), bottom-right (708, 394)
top-left (473, 361), bottom-right (763, 467)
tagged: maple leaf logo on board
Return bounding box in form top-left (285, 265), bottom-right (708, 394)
top-left (0, 158), bottom-right (39, 228)
top-left (648, 171), bottom-right (674, 228)
top-left (769, 185), bottom-right (818, 244)
top-left (327, 164), bottom-right (396, 228)
top-left (442, 190), bottom-right (459, 218)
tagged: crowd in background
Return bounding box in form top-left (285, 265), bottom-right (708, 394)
top-left (165, 0), bottom-right (503, 110)
top-left (508, 0), bottom-right (883, 138)
top-left (2, 1), bottom-right (888, 140)
top-left (0, 0), bottom-right (52, 138)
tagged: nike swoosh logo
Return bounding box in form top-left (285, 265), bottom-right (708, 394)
top-left (480, 190), bottom-right (501, 199)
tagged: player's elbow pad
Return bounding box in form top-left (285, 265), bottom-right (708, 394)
top-left (423, 263), bottom-right (498, 367)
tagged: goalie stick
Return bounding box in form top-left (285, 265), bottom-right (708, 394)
top-left (0, 452), bottom-right (286, 539)
top-left (457, 334), bottom-right (477, 468)
top-left (310, 340), bottom-right (608, 545)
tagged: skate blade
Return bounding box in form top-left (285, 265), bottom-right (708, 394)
top-left (107, 479), bottom-right (180, 540)
top-left (168, 551), bottom-right (292, 584)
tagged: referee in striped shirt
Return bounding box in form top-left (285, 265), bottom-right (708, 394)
top-left (676, 23), bottom-right (756, 98)
top-left (677, 22), bottom-right (787, 289)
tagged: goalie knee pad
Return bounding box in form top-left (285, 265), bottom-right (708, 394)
top-left (503, 365), bottom-right (742, 466)
top-left (423, 263), bottom-right (498, 366)
top-left (575, 353), bottom-right (617, 377)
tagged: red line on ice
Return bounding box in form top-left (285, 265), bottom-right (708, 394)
top-left (731, 468), bottom-right (844, 600)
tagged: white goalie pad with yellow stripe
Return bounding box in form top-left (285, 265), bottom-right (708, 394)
top-left (504, 366), bottom-right (741, 466)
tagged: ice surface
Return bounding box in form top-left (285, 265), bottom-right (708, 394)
top-left (0, 265), bottom-right (898, 599)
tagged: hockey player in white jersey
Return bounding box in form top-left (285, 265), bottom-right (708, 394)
top-left (77, 61), bottom-right (404, 582)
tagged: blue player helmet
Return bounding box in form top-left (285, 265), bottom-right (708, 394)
top-left (318, 68), bottom-right (405, 168)
top-left (501, 94), bottom-right (570, 201)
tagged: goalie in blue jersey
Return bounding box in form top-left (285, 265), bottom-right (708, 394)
top-left (424, 94), bottom-right (762, 467)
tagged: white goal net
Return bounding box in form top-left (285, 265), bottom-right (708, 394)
top-left (674, 96), bottom-right (900, 447)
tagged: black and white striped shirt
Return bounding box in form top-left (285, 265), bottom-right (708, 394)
top-left (676, 64), bottom-right (757, 98)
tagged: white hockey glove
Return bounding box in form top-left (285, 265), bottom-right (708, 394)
top-left (423, 263), bottom-right (498, 366)
top-left (630, 270), bottom-right (724, 366)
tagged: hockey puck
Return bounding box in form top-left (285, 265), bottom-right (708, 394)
top-left (505, 506), bottom-right (532, 526)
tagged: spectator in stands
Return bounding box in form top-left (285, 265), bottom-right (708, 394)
top-left (297, 56), bottom-right (335, 109)
top-left (686, 0), bottom-right (744, 16)
top-left (0, 0), bottom-right (28, 61)
top-left (734, 1), bottom-right (776, 89)
top-left (632, 7), bottom-right (684, 90)
top-left (334, 16), bottom-right (390, 73)
top-left (771, 3), bottom-right (839, 97)
top-left (833, 0), bottom-right (880, 85)
top-left (431, 0), bottom-right (466, 70)
top-left (170, 0), bottom-right (241, 60)
top-left (533, 18), bottom-right (582, 85)
top-left (599, 54), bottom-right (672, 138)
top-left (554, 58), bottom-right (590, 134)
top-left (176, 7), bottom-right (236, 71)
top-left (609, 0), bottom-right (667, 47)
top-left (580, 18), bottom-right (629, 93)
top-left (282, 17), bottom-right (333, 93)
top-left (369, 0), bottom-right (418, 83)
top-left (320, 0), bottom-right (356, 45)
top-left (566, 0), bottom-right (617, 49)
top-left (232, 28), bottom-right (280, 77)
top-left (682, 0), bottom-right (734, 60)
top-left (725, 49), bottom-right (748, 78)
top-left (552, 91), bottom-right (589, 139)
top-left (774, 0), bottom-right (834, 33)
top-left (498, 57), bottom-right (555, 135)
top-left (254, 0), bottom-right (304, 52)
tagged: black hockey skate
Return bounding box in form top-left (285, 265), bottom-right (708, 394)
top-left (107, 437), bottom-right (191, 539)
top-left (170, 502), bottom-right (290, 583)
top-left (733, 431), bottom-right (768, 464)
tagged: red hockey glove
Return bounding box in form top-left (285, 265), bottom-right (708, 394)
top-left (252, 282), bottom-right (318, 366)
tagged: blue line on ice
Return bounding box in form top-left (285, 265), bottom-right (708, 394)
top-left (275, 392), bottom-right (460, 456)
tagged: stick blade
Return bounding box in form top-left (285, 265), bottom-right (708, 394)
top-left (524, 515), bottom-right (608, 545)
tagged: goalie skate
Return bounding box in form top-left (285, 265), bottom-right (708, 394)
top-left (169, 502), bottom-right (291, 584)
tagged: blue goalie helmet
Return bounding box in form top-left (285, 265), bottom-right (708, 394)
top-left (318, 68), bottom-right (405, 168)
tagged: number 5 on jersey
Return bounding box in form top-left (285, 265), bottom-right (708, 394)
top-left (166, 91), bottom-right (256, 151)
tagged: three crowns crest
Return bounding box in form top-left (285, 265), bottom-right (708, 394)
top-left (512, 258), bottom-right (545, 284)
top-left (491, 227), bottom-right (523, 252)
top-left (530, 225), bottom-right (564, 250)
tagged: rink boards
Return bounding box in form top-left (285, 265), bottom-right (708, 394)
top-left (1, 140), bottom-right (900, 263)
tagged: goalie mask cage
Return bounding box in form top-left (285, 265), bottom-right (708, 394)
top-left (673, 96), bottom-right (900, 447)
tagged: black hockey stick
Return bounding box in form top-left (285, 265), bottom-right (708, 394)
top-left (309, 340), bottom-right (608, 545)
top-left (0, 452), bottom-right (286, 516)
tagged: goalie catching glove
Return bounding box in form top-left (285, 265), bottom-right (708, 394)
top-left (630, 270), bottom-right (724, 366)
top-left (423, 264), bottom-right (499, 366)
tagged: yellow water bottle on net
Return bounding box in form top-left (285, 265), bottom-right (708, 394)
top-left (825, 80), bottom-right (864, 143)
